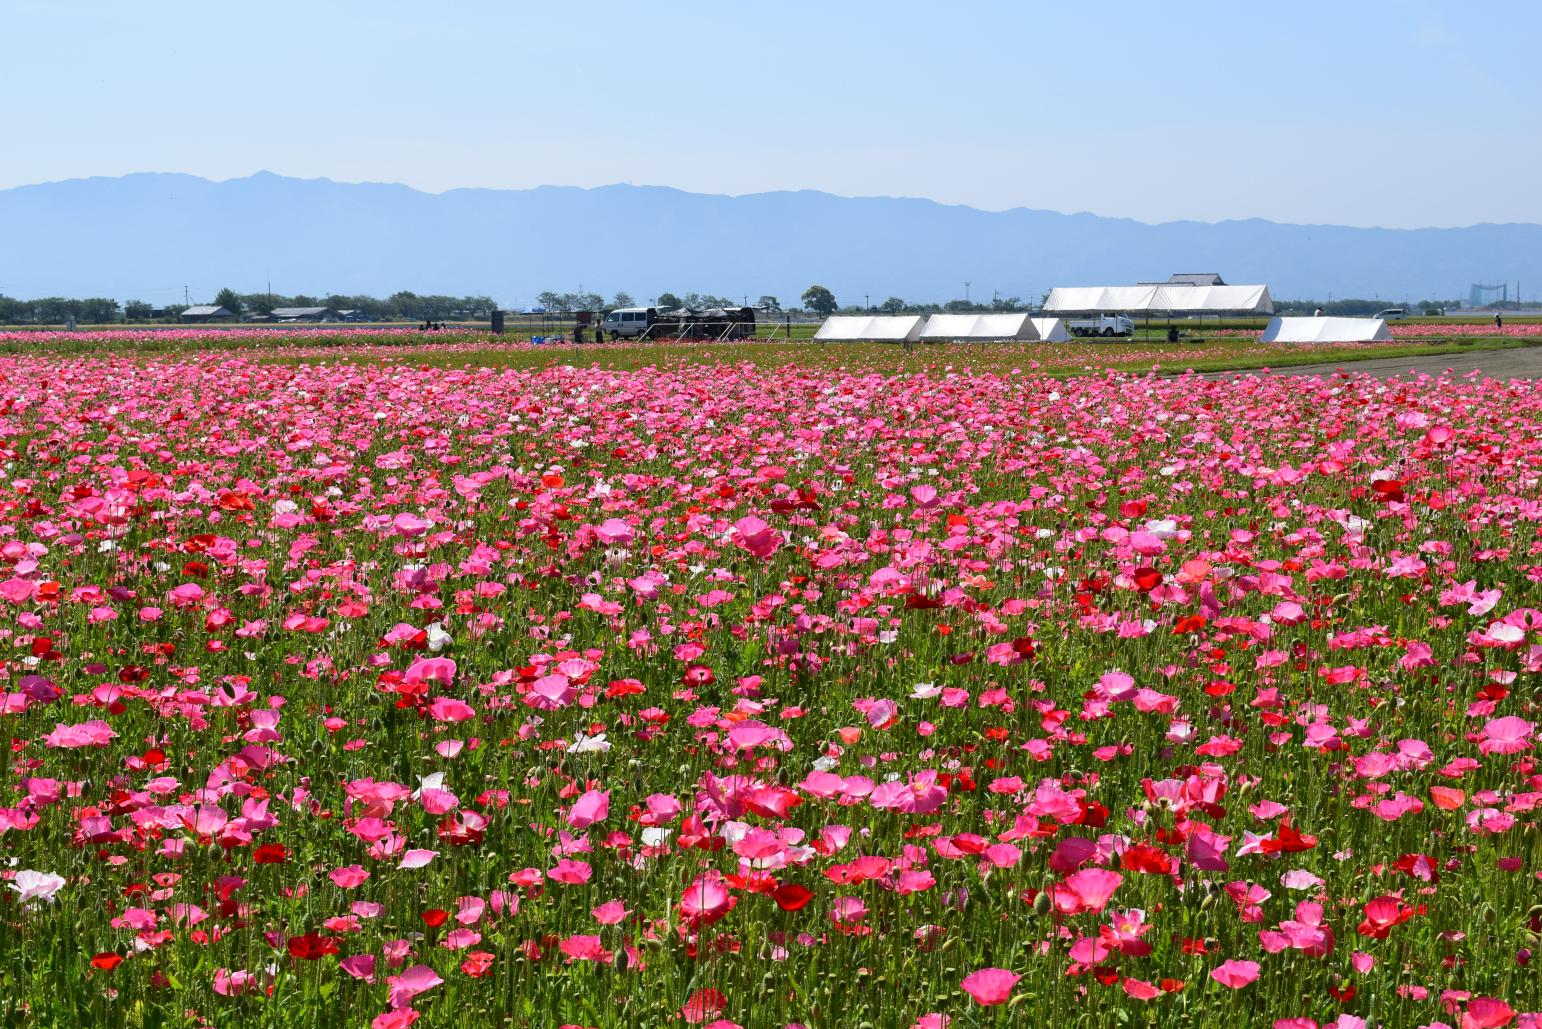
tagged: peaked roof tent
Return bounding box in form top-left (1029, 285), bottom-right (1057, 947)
top-left (813, 315), bottom-right (925, 342)
top-left (1028, 317), bottom-right (1072, 342)
top-left (1042, 284), bottom-right (1273, 315)
top-left (1258, 316), bottom-right (1391, 343)
top-left (919, 313), bottom-right (1041, 342)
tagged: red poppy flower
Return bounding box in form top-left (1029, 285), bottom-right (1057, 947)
top-left (422, 908), bottom-right (448, 927)
top-left (460, 951), bottom-right (495, 978)
top-left (772, 883), bottom-right (813, 911)
top-left (287, 932), bottom-right (338, 960)
top-left (253, 843), bottom-right (288, 864)
top-left (91, 953), bottom-right (124, 971)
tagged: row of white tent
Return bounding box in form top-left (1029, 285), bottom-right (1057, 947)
top-left (813, 312), bottom-right (1391, 344)
top-left (814, 313), bottom-right (1071, 343)
top-left (1043, 284), bottom-right (1275, 315)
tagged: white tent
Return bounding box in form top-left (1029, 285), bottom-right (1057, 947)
top-left (1043, 284), bottom-right (1274, 315)
top-left (919, 313), bottom-right (1040, 342)
top-left (1258, 316), bottom-right (1391, 343)
top-left (1028, 317), bottom-right (1072, 342)
top-left (813, 315), bottom-right (925, 342)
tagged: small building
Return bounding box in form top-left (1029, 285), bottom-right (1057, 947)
top-left (1138, 273), bottom-right (1227, 287)
top-left (270, 307), bottom-right (338, 322)
top-left (180, 305), bottom-right (236, 323)
top-left (336, 309), bottom-right (370, 322)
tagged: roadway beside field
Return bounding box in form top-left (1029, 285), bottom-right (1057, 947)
top-left (1211, 347), bottom-right (1542, 381)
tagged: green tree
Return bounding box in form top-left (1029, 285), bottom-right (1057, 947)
top-left (880, 296), bottom-right (906, 314)
top-left (213, 288), bottom-right (244, 315)
top-left (79, 298), bottom-right (121, 323)
top-left (34, 298), bottom-right (78, 324)
top-left (656, 292), bottom-right (682, 310)
top-left (757, 295), bottom-right (780, 313)
top-left (801, 285), bottom-right (837, 316)
top-left (124, 300), bottom-right (153, 321)
top-left (611, 292), bottom-right (634, 309)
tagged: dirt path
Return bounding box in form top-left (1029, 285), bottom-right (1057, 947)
top-left (1211, 347), bottom-right (1542, 381)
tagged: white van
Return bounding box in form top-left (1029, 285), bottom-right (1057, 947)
top-left (602, 307), bottom-right (655, 338)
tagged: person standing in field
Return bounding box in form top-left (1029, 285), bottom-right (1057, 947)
top-left (1313, 307), bottom-right (1323, 317)
top-left (1495, 313), bottom-right (1504, 330)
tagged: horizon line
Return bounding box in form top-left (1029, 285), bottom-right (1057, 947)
top-left (6, 169), bottom-right (1539, 234)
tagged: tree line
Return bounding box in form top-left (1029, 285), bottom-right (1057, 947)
top-left (533, 291), bottom-right (786, 313)
top-left (0, 290), bottom-right (499, 325)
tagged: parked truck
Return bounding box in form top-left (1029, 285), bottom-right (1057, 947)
top-left (1068, 314), bottom-right (1135, 338)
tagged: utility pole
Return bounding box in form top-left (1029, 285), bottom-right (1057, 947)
top-left (184, 284), bottom-right (189, 306)
top-left (965, 281), bottom-right (971, 304)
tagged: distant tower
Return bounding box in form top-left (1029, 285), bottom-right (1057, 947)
top-left (1469, 282), bottom-right (1507, 308)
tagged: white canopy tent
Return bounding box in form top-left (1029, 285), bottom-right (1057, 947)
top-left (814, 315), bottom-right (925, 342)
top-left (1043, 284), bottom-right (1274, 315)
top-left (1259, 316), bottom-right (1391, 343)
top-left (919, 313), bottom-right (1040, 342)
top-left (1028, 317), bottom-right (1072, 342)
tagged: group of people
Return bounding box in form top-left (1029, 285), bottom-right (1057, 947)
top-left (417, 321), bottom-right (448, 331)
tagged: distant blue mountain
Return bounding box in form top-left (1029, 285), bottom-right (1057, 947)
top-left (1, 171), bottom-right (1537, 305)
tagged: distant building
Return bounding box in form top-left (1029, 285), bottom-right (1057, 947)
top-left (270, 307), bottom-right (338, 322)
top-left (1162, 273), bottom-right (1227, 286)
top-left (180, 305), bottom-right (236, 323)
top-left (336, 309), bottom-right (369, 322)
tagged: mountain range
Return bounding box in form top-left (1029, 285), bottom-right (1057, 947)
top-left (2, 171), bottom-right (1538, 306)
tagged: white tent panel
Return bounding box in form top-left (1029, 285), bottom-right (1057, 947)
top-left (1259, 317), bottom-right (1391, 343)
top-left (1028, 317), bottom-right (1072, 342)
top-left (813, 315), bottom-right (924, 342)
top-left (813, 316), bottom-right (870, 341)
top-left (918, 313), bottom-right (1040, 341)
top-left (1044, 284), bottom-right (1273, 314)
top-left (1040, 286), bottom-right (1114, 313)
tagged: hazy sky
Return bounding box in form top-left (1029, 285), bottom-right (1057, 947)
top-left (5, 0), bottom-right (1538, 228)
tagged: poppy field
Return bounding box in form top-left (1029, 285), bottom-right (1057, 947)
top-left (2, 348), bottom-right (1542, 1029)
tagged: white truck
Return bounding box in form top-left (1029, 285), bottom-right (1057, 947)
top-left (1068, 314), bottom-right (1135, 338)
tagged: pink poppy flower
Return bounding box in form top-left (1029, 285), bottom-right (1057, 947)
top-left (730, 515), bottom-right (780, 559)
top-left (1480, 716), bottom-right (1533, 755)
top-left (960, 967), bottom-right (1020, 1006)
top-left (385, 964), bottom-right (442, 1009)
top-left (566, 788), bottom-right (609, 829)
top-left (1210, 959), bottom-right (1260, 988)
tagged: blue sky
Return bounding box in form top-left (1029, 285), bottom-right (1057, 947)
top-left (4, 0), bottom-right (1538, 227)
